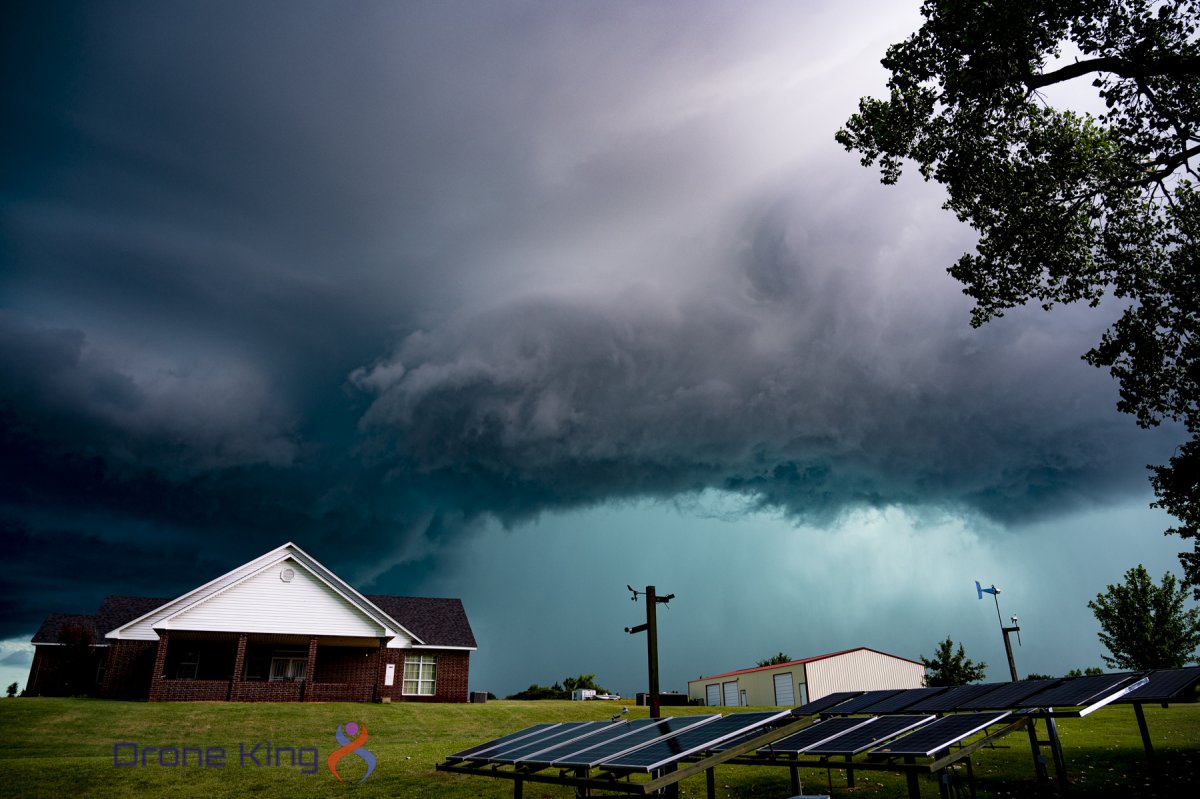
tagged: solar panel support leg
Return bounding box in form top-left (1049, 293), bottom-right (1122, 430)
top-left (513, 776), bottom-right (523, 799)
top-left (904, 755), bottom-right (920, 799)
top-left (789, 764), bottom-right (800, 795)
top-left (1025, 718), bottom-right (1049, 782)
top-left (844, 754), bottom-right (854, 788)
top-left (1043, 714), bottom-right (1069, 793)
top-left (1133, 702), bottom-right (1154, 762)
top-left (706, 766), bottom-right (716, 799)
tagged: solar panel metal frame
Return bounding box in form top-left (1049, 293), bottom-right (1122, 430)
top-left (1114, 667), bottom-right (1200, 703)
top-left (756, 715), bottom-right (880, 754)
top-left (803, 714), bottom-right (934, 756)
top-left (957, 679), bottom-right (1060, 710)
top-left (820, 689), bottom-right (904, 715)
top-left (854, 686), bottom-right (951, 714)
top-left (903, 683), bottom-right (1004, 713)
top-left (792, 690), bottom-right (864, 716)
top-left (1015, 672), bottom-right (1144, 710)
top-left (446, 723), bottom-right (562, 761)
top-left (549, 715), bottom-right (720, 769)
top-left (481, 722), bottom-right (606, 763)
top-left (599, 710), bottom-right (793, 772)
top-left (517, 718), bottom-right (665, 767)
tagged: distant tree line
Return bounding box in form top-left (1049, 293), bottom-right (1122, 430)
top-left (506, 673), bottom-right (611, 700)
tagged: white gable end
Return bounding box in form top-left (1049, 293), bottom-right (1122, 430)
top-left (165, 559), bottom-right (385, 637)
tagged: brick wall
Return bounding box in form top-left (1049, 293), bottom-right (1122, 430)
top-left (232, 681), bottom-right (303, 702)
top-left (152, 679), bottom-right (231, 701)
top-left (101, 640), bottom-right (157, 700)
top-left (376, 650), bottom-right (470, 703)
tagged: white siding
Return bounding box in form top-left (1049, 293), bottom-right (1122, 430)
top-left (165, 559), bottom-right (386, 637)
top-left (805, 649), bottom-right (925, 701)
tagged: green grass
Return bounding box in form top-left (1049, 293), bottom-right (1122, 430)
top-left (0, 698), bottom-right (1196, 798)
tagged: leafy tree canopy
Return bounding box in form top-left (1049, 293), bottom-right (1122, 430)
top-left (921, 636), bottom-right (988, 686)
top-left (1087, 563), bottom-right (1200, 669)
top-left (838, 0), bottom-right (1200, 591)
top-left (756, 652), bottom-right (793, 667)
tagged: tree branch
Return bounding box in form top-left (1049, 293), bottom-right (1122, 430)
top-left (1027, 54), bottom-right (1200, 89)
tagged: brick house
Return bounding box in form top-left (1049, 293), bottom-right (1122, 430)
top-left (27, 542), bottom-right (476, 702)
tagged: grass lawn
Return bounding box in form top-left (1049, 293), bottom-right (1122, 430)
top-left (0, 698), bottom-right (1196, 798)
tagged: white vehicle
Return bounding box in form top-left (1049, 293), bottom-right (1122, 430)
top-left (570, 689), bottom-right (597, 701)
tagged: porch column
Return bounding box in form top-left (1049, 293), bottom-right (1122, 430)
top-left (229, 633), bottom-right (247, 701)
top-left (149, 631), bottom-right (170, 702)
top-left (377, 639), bottom-right (388, 702)
top-left (303, 636), bottom-right (318, 702)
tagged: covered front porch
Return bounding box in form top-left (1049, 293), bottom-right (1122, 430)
top-left (149, 630), bottom-right (385, 702)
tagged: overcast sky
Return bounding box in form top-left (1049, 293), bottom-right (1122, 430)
top-left (1, 1), bottom-right (1189, 699)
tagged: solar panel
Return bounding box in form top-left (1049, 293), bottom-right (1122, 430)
top-left (904, 683), bottom-right (1003, 713)
top-left (483, 722), bottom-right (606, 763)
top-left (958, 679), bottom-right (1059, 710)
top-left (518, 718), bottom-right (664, 767)
top-left (492, 721), bottom-right (626, 764)
top-left (803, 715), bottom-right (933, 756)
top-left (821, 689), bottom-right (903, 714)
top-left (446, 723), bottom-right (561, 761)
top-left (600, 711), bottom-right (791, 772)
top-left (1016, 672), bottom-right (1143, 709)
top-left (1115, 667), bottom-right (1200, 703)
top-left (794, 691), bottom-right (863, 715)
top-left (551, 715), bottom-right (719, 769)
top-left (758, 715), bottom-right (879, 754)
top-left (855, 686), bottom-right (950, 714)
top-left (869, 712), bottom-right (1010, 757)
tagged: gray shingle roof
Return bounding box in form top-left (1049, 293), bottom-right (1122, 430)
top-left (31, 613), bottom-right (99, 644)
top-left (31, 596), bottom-right (171, 644)
top-left (366, 595), bottom-right (477, 649)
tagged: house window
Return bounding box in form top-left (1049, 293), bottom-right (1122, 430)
top-left (270, 656), bottom-right (307, 682)
top-left (403, 655), bottom-right (437, 696)
top-left (176, 650), bottom-right (200, 680)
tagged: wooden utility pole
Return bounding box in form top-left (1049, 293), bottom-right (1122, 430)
top-left (625, 584), bottom-right (674, 718)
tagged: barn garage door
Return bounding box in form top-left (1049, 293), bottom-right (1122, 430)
top-left (705, 684), bottom-right (721, 706)
top-left (723, 681), bottom-right (739, 707)
top-left (773, 673), bottom-right (795, 706)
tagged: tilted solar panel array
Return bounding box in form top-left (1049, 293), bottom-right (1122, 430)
top-left (1016, 672), bottom-right (1144, 709)
top-left (444, 670), bottom-right (1182, 784)
top-left (758, 715), bottom-right (878, 754)
top-left (792, 690), bottom-right (864, 715)
top-left (549, 715), bottom-right (718, 769)
top-left (1113, 666), bottom-right (1200, 703)
top-left (518, 717), bottom-right (664, 767)
top-left (869, 712), bottom-right (1010, 757)
top-left (600, 711), bottom-right (792, 772)
top-left (446, 722), bottom-right (561, 761)
top-left (803, 714), bottom-right (933, 756)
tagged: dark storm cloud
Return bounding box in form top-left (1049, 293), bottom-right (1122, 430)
top-left (0, 1), bottom-right (1178, 642)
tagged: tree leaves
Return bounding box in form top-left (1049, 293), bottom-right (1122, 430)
top-left (839, 0), bottom-right (1200, 592)
top-left (1087, 564), bottom-right (1200, 669)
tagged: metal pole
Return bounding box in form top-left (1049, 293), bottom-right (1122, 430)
top-left (1001, 626), bottom-right (1019, 682)
top-left (647, 585), bottom-right (660, 719)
